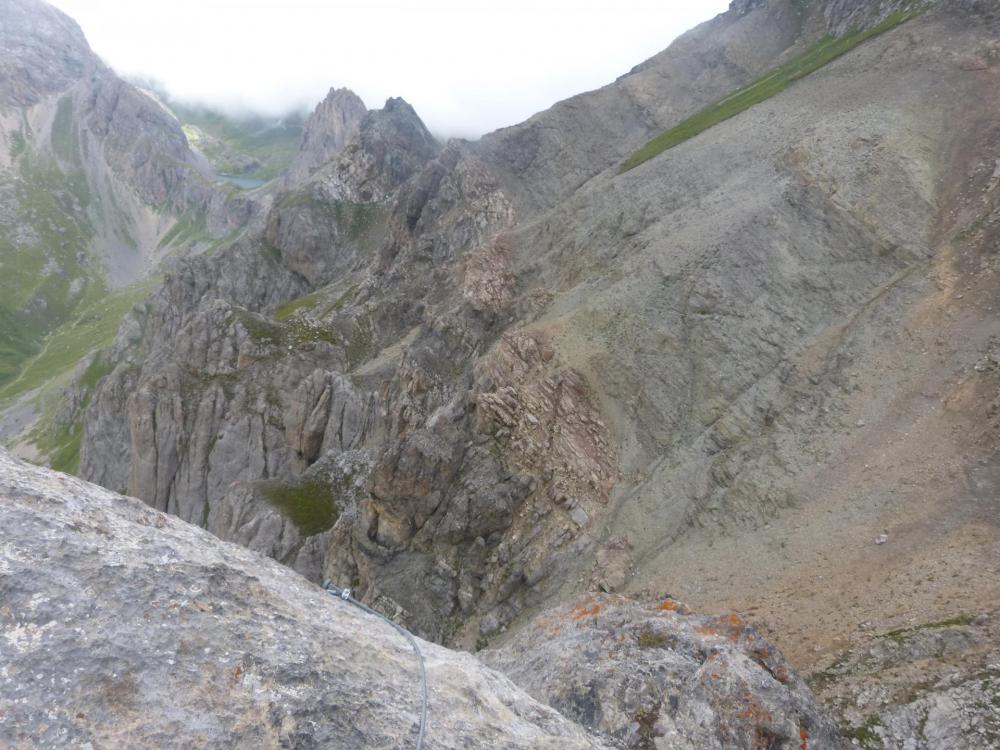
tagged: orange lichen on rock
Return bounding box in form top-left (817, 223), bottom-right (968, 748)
top-left (562, 593), bottom-right (634, 629)
top-left (700, 612), bottom-right (747, 641)
top-left (799, 725), bottom-right (810, 750)
top-left (569, 596), bottom-right (604, 621)
top-left (736, 698), bottom-right (773, 724)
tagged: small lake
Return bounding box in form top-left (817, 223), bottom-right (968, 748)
top-left (218, 174), bottom-right (266, 190)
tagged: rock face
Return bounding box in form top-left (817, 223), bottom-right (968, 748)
top-left (0, 451), bottom-right (609, 749)
top-left (63, 2), bottom-right (1000, 743)
top-left (810, 610), bottom-right (1000, 749)
top-left (474, 0), bottom-right (807, 212)
top-left (0, 0), bottom-right (243, 256)
top-left (75, 0), bottom-right (826, 637)
top-left (0, 451), bottom-right (842, 749)
top-left (0, 0), bottom-right (255, 466)
top-left (287, 87), bottom-right (368, 182)
top-left (485, 594), bottom-right (842, 749)
top-left (0, 0), bottom-right (92, 107)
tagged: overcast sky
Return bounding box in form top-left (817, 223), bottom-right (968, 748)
top-left (47, 0), bottom-right (730, 138)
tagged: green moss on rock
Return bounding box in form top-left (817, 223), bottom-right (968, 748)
top-left (262, 477), bottom-right (340, 536)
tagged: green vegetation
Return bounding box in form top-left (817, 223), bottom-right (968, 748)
top-left (274, 290), bottom-right (323, 321)
top-left (346, 314), bottom-right (375, 369)
top-left (79, 351), bottom-right (114, 394)
top-left (0, 105), bottom-right (155, 469)
top-left (0, 280), bottom-right (154, 402)
top-left (261, 476), bottom-right (340, 536)
top-left (24, 351), bottom-right (114, 474)
top-left (0, 142), bottom-right (97, 388)
top-left (0, 307), bottom-right (39, 382)
top-left (881, 614), bottom-right (976, 645)
top-left (275, 189), bottom-right (319, 211)
top-left (275, 278), bottom-right (365, 322)
top-left (158, 212), bottom-right (209, 249)
top-left (179, 367), bottom-right (239, 403)
top-left (331, 284), bottom-right (359, 313)
top-left (205, 228), bottom-right (242, 256)
top-left (166, 97), bottom-right (305, 180)
top-left (842, 715), bottom-right (885, 748)
top-left (31, 408), bottom-right (84, 474)
top-left (8, 129), bottom-right (27, 160)
top-left (50, 96), bottom-right (80, 165)
top-left (277, 191), bottom-right (380, 241)
top-left (233, 309), bottom-right (339, 349)
top-left (334, 200), bottom-right (378, 240)
top-left (620, 7), bottom-right (922, 172)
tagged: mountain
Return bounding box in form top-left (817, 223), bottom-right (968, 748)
top-left (3, 0), bottom-right (1000, 746)
top-left (0, 0), bottom-right (263, 469)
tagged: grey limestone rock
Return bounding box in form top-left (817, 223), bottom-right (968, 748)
top-left (484, 594), bottom-right (842, 749)
top-left (0, 450), bottom-right (614, 749)
top-left (287, 87), bottom-right (368, 183)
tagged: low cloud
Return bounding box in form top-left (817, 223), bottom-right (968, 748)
top-left (48, 0), bottom-right (730, 138)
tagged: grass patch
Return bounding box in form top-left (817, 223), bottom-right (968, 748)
top-left (843, 715), bottom-right (885, 748)
top-left (158, 212), bottom-right (209, 249)
top-left (880, 614), bottom-right (976, 644)
top-left (50, 96), bottom-right (81, 167)
top-left (23, 351), bottom-right (114, 474)
top-left (8, 129), bottom-right (27, 160)
top-left (620, 6), bottom-right (922, 172)
top-left (80, 350), bottom-right (114, 392)
top-left (0, 148), bottom-right (95, 387)
top-left (261, 476), bottom-right (339, 536)
top-left (0, 307), bottom-right (40, 382)
top-left (275, 290), bottom-right (323, 321)
top-left (50, 432), bottom-right (82, 473)
top-left (346, 314), bottom-right (376, 369)
top-left (234, 309), bottom-right (339, 349)
top-left (0, 280), bottom-right (154, 402)
top-left (277, 192), bottom-right (379, 241)
top-left (205, 227), bottom-right (242, 256)
top-left (334, 200), bottom-right (378, 240)
top-left (331, 284), bottom-right (359, 313)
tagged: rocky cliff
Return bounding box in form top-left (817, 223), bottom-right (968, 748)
top-left (287, 87), bottom-right (368, 183)
top-left (1, 450), bottom-right (842, 749)
top-left (0, 0), bottom-right (259, 470)
top-left (0, 0), bottom-right (246, 281)
top-left (13, 0), bottom-right (998, 744)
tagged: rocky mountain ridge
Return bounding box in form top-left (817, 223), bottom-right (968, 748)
top-left (0, 0), bottom-right (263, 471)
top-left (3, 0), bottom-right (999, 746)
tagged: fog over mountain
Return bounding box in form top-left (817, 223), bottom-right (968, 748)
top-left (45, 0), bottom-right (729, 137)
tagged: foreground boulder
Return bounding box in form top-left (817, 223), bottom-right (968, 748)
top-left (486, 595), bottom-right (842, 749)
top-left (0, 451), bottom-right (608, 749)
top-left (0, 451), bottom-right (838, 748)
